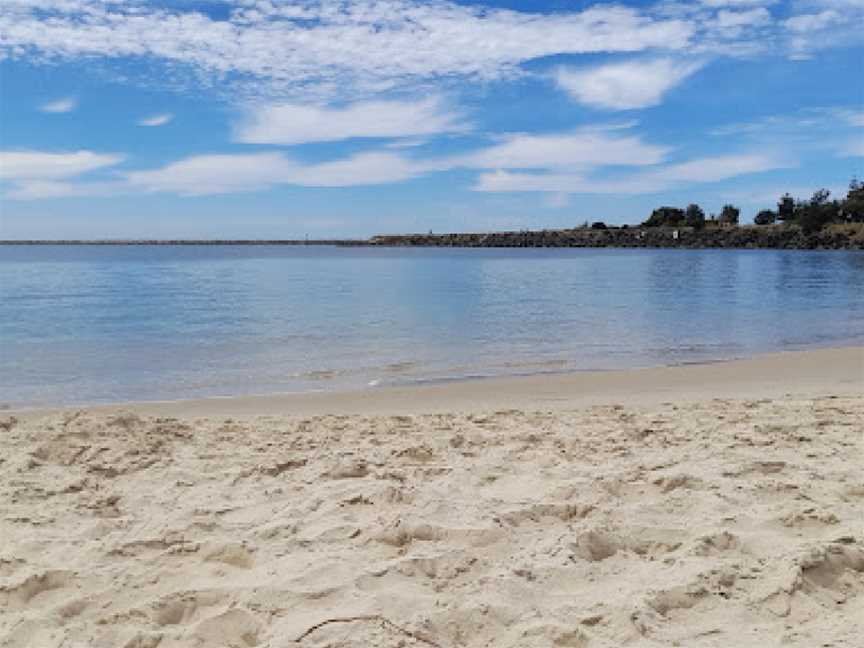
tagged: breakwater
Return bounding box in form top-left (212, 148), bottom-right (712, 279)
top-left (3, 224), bottom-right (863, 249)
top-left (369, 224), bottom-right (864, 250)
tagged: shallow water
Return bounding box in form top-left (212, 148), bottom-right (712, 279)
top-left (2, 245), bottom-right (863, 407)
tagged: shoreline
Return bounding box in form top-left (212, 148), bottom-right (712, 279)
top-left (11, 345), bottom-right (863, 419)
top-left (3, 222), bottom-right (864, 250)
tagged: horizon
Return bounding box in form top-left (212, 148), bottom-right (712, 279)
top-left (1, 0), bottom-right (863, 239)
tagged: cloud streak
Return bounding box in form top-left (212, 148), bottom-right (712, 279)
top-left (138, 114), bottom-right (173, 127)
top-left (39, 97), bottom-right (76, 113)
top-left (555, 59), bottom-right (705, 110)
top-left (0, 150), bottom-right (123, 180)
top-left (2, 131), bottom-right (788, 201)
top-left (473, 153), bottom-right (789, 194)
top-left (235, 97), bottom-right (468, 145)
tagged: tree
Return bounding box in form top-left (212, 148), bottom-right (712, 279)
top-left (842, 178), bottom-right (864, 223)
top-left (798, 188), bottom-right (839, 234)
top-left (643, 206), bottom-right (685, 227)
top-left (684, 203), bottom-right (706, 229)
top-left (754, 209), bottom-right (776, 225)
top-left (777, 193), bottom-right (795, 222)
top-left (718, 204), bottom-right (740, 226)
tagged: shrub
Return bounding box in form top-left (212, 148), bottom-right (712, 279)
top-left (684, 203), bottom-right (706, 230)
top-left (777, 193), bottom-right (795, 222)
top-left (842, 179), bottom-right (864, 223)
top-left (643, 206), bottom-right (685, 227)
top-left (754, 209), bottom-right (776, 225)
top-left (719, 204), bottom-right (740, 226)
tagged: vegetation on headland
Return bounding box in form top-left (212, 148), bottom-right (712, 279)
top-left (370, 181), bottom-right (864, 250)
top-left (639, 180), bottom-right (864, 234)
top-left (3, 182), bottom-right (863, 250)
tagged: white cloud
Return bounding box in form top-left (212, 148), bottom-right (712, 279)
top-left (39, 97), bottom-right (76, 113)
top-left (290, 152), bottom-right (418, 187)
top-left (555, 59), bottom-right (705, 110)
top-left (0, 1), bottom-right (694, 100)
top-left (714, 8), bottom-right (771, 29)
top-left (0, 150), bottom-right (123, 180)
top-left (454, 130), bottom-right (669, 169)
top-left (699, 0), bottom-right (777, 6)
top-left (235, 97), bottom-right (467, 145)
top-left (781, 2), bottom-right (863, 58)
top-left (138, 114), bottom-right (173, 127)
top-left (3, 124), bottom-right (666, 198)
top-left (125, 153), bottom-right (295, 196)
top-left (643, 153), bottom-right (786, 182)
top-left (710, 107), bottom-right (864, 160)
top-left (474, 170), bottom-right (661, 194)
top-left (123, 151), bottom-right (420, 196)
top-left (784, 10), bottom-right (840, 31)
top-left (474, 152), bottom-right (788, 194)
top-left (4, 180), bottom-right (120, 200)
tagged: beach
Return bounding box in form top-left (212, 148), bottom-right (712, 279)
top-left (1, 347), bottom-right (863, 647)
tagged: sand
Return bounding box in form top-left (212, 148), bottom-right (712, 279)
top-left (1, 347), bottom-right (863, 647)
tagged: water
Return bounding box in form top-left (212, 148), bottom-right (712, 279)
top-left (1, 245), bottom-right (863, 408)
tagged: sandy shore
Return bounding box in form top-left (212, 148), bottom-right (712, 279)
top-left (8, 345), bottom-right (864, 419)
top-left (1, 347), bottom-right (862, 647)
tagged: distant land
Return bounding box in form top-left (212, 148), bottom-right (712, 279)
top-left (3, 223), bottom-right (864, 250)
top-left (0, 239), bottom-right (364, 246)
top-left (5, 183), bottom-right (863, 249)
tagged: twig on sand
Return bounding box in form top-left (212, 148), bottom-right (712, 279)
top-left (291, 614), bottom-right (444, 647)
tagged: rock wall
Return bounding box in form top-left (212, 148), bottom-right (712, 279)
top-left (369, 225), bottom-right (864, 250)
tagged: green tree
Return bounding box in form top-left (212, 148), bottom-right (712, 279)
top-left (718, 204), bottom-right (740, 226)
top-left (754, 209), bottom-right (776, 225)
top-left (777, 193), bottom-right (795, 222)
top-left (798, 189), bottom-right (840, 234)
top-left (842, 178), bottom-right (864, 223)
top-left (684, 203), bottom-right (706, 229)
top-left (643, 206), bottom-right (685, 227)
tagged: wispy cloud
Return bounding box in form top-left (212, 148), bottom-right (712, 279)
top-left (473, 153), bottom-right (788, 194)
top-left (452, 130), bottom-right (669, 169)
top-left (710, 106), bottom-right (864, 161)
top-left (39, 97), bottom-right (77, 113)
top-left (138, 114), bottom-right (173, 127)
top-left (555, 59), bottom-right (705, 110)
top-left (0, 150), bottom-right (122, 180)
top-left (3, 129), bottom-right (789, 201)
top-left (784, 9), bottom-right (841, 32)
top-left (0, 1), bottom-right (694, 101)
top-left (782, 2), bottom-right (864, 57)
top-left (123, 151), bottom-right (421, 196)
top-left (235, 97), bottom-right (468, 145)
top-left (3, 0), bottom-right (862, 104)
top-left (5, 180), bottom-right (121, 201)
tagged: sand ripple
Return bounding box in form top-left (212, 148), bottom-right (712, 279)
top-left (1, 396), bottom-right (863, 647)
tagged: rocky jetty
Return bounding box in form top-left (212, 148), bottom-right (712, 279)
top-left (369, 224), bottom-right (864, 250)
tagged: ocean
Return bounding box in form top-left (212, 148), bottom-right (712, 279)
top-left (2, 245), bottom-right (863, 408)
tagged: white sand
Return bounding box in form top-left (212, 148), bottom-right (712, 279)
top-left (1, 347), bottom-right (862, 647)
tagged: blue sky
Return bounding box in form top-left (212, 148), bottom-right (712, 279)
top-left (0, 0), bottom-right (862, 239)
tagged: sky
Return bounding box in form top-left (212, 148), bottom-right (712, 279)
top-left (0, 0), bottom-right (862, 239)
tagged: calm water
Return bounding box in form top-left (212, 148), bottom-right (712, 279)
top-left (2, 245), bottom-right (863, 407)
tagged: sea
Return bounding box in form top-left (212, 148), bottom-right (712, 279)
top-left (2, 244), bottom-right (863, 408)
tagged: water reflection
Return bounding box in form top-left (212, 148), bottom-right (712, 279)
top-left (1, 246), bottom-right (863, 406)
